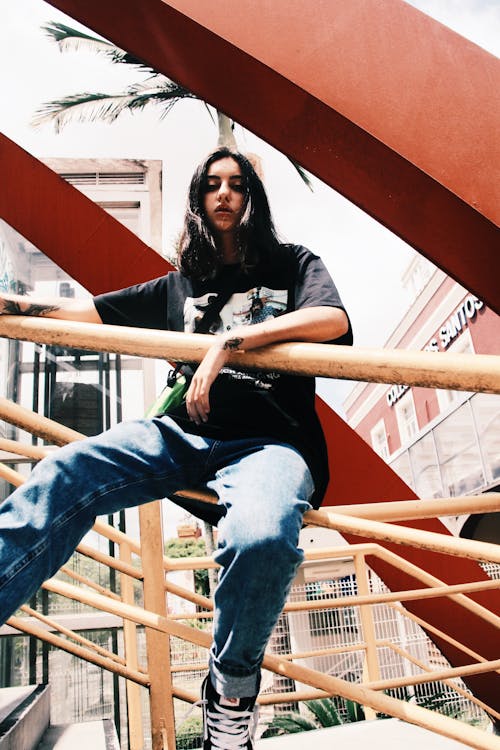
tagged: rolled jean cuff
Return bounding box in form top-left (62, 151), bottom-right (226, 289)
top-left (209, 654), bottom-right (260, 699)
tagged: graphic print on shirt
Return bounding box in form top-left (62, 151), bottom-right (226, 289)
top-left (184, 286), bottom-right (288, 388)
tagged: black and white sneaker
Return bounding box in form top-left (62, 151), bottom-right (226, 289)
top-left (201, 675), bottom-right (259, 749)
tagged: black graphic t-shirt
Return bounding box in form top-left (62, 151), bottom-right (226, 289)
top-left (94, 244), bottom-right (353, 512)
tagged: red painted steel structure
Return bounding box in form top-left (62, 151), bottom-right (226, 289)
top-left (0, 135), bottom-right (169, 294)
top-left (1, 0), bottom-right (499, 713)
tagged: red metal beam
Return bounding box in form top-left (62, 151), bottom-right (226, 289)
top-left (45, 0), bottom-right (500, 314)
top-left (0, 134), bottom-right (170, 294)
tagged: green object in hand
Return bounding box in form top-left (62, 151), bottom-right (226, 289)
top-left (146, 371), bottom-right (188, 418)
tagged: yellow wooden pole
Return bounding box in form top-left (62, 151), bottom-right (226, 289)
top-left (328, 493), bottom-right (500, 522)
top-left (388, 602), bottom-right (490, 666)
top-left (375, 546), bottom-right (500, 628)
top-left (283, 578), bottom-right (500, 613)
top-left (0, 315), bottom-right (499, 394)
top-left (139, 502), bottom-right (176, 750)
top-left (59, 565), bottom-right (122, 601)
top-left (77, 543), bottom-right (143, 579)
top-left (7, 615), bottom-right (149, 686)
top-left (353, 551), bottom-right (380, 719)
top-left (121, 541), bottom-right (145, 750)
top-left (382, 641), bottom-right (500, 721)
top-left (365, 657), bottom-right (500, 691)
top-left (0, 461), bottom-right (26, 487)
top-left (261, 651), bottom-right (500, 750)
top-left (0, 437), bottom-right (49, 460)
top-left (19, 604), bottom-right (128, 666)
top-left (0, 394), bottom-right (83, 445)
top-left (306, 508), bottom-right (500, 563)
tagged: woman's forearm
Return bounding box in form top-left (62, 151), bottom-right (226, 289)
top-left (219, 305), bottom-right (349, 353)
top-left (0, 293), bottom-right (102, 323)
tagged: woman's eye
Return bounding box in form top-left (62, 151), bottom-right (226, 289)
top-left (232, 183), bottom-right (244, 192)
top-left (204, 183), bottom-right (218, 192)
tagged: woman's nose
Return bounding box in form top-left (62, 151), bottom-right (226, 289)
top-left (217, 180), bottom-right (230, 199)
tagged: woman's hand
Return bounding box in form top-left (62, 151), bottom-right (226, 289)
top-left (185, 336), bottom-right (243, 425)
top-left (183, 305), bottom-right (348, 425)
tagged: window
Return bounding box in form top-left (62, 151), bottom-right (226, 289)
top-left (408, 431), bottom-right (443, 498)
top-left (97, 202), bottom-right (141, 236)
top-left (390, 451), bottom-right (415, 490)
top-left (60, 172), bottom-right (145, 186)
top-left (395, 391), bottom-right (418, 446)
top-left (306, 577), bottom-right (358, 638)
top-left (401, 255), bottom-right (435, 302)
top-left (433, 401), bottom-right (485, 495)
top-left (436, 330), bottom-right (474, 412)
top-left (370, 419), bottom-right (389, 459)
top-left (470, 393), bottom-right (500, 483)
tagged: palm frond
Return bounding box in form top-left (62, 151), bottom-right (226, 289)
top-left (261, 714), bottom-right (317, 737)
top-left (289, 159), bottom-right (314, 191)
top-left (31, 80), bottom-right (200, 132)
top-left (43, 22), bottom-right (115, 54)
top-left (127, 78), bottom-right (196, 100)
top-left (42, 22), bottom-right (314, 193)
top-left (345, 698), bottom-right (365, 723)
top-left (203, 102), bottom-right (216, 126)
top-left (307, 698), bottom-right (343, 726)
top-left (43, 21), bottom-right (157, 73)
top-left (32, 92), bottom-right (136, 132)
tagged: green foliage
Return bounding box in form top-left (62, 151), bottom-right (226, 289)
top-left (42, 22), bottom-right (157, 71)
top-left (308, 698), bottom-right (344, 726)
top-left (378, 686), bottom-right (468, 722)
top-left (414, 689), bottom-right (466, 720)
top-left (262, 696), bottom-right (362, 738)
top-left (262, 713), bottom-right (318, 737)
top-left (344, 697), bottom-right (365, 722)
top-left (164, 536), bottom-right (209, 597)
top-left (176, 715), bottom-right (203, 750)
top-left (165, 537), bottom-right (206, 558)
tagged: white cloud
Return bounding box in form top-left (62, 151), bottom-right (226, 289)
top-left (405, 0), bottom-right (500, 56)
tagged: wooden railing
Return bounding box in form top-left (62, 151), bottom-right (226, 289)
top-left (0, 316), bottom-right (499, 750)
top-left (0, 315), bottom-right (500, 393)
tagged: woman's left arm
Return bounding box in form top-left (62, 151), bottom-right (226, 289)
top-left (185, 306), bottom-right (349, 424)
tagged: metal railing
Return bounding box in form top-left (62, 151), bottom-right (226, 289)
top-left (0, 316), bottom-right (499, 750)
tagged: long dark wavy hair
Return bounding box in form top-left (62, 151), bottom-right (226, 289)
top-left (178, 148), bottom-right (281, 280)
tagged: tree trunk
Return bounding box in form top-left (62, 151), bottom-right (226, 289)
top-left (203, 521), bottom-right (218, 599)
top-left (203, 521), bottom-right (218, 597)
top-left (217, 112), bottom-right (237, 149)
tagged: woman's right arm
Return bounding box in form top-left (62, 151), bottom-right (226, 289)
top-left (0, 293), bottom-right (103, 323)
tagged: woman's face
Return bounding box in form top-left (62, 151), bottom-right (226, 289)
top-left (203, 157), bottom-right (246, 237)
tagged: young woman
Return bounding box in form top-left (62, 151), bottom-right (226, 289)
top-left (0, 148), bottom-right (351, 749)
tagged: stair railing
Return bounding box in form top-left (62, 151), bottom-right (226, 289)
top-left (0, 316), bottom-right (499, 750)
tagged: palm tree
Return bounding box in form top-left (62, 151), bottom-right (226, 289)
top-left (261, 697), bottom-right (365, 738)
top-left (32, 22), bottom-right (311, 185)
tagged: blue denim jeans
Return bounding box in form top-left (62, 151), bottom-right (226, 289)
top-left (0, 416), bottom-right (313, 697)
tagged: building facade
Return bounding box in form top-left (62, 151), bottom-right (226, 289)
top-left (0, 157), bottom-right (164, 460)
top-left (0, 157), bottom-right (163, 741)
top-left (344, 254), bottom-right (500, 542)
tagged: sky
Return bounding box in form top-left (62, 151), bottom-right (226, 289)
top-left (0, 1), bottom-right (498, 536)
